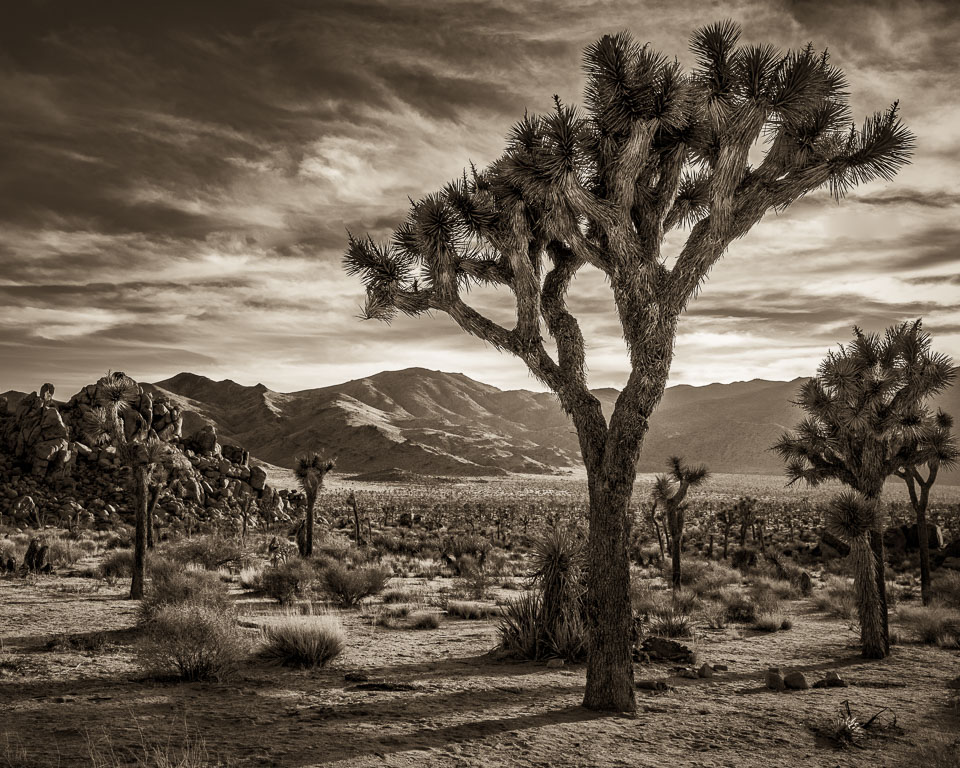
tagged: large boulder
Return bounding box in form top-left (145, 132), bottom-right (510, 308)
top-left (249, 465), bottom-right (267, 491)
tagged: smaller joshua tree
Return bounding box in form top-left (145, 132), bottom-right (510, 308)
top-left (775, 320), bottom-right (956, 657)
top-left (294, 452), bottom-right (335, 557)
top-left (84, 372), bottom-right (182, 598)
top-left (651, 456), bottom-right (710, 591)
top-left (895, 410), bottom-right (957, 605)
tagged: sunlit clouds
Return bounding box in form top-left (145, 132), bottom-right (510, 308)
top-left (1, 0), bottom-right (958, 395)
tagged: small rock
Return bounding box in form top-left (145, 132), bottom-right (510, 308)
top-left (546, 658), bottom-right (564, 669)
top-left (765, 667), bottom-right (785, 691)
top-left (697, 663), bottom-right (714, 678)
top-left (947, 676), bottom-right (960, 690)
top-left (640, 637), bottom-right (694, 662)
top-left (783, 671), bottom-right (809, 690)
top-left (343, 671), bottom-right (369, 682)
top-left (712, 664), bottom-right (728, 672)
top-left (677, 668), bottom-right (698, 679)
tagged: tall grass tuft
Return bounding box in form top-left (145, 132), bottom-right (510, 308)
top-left (260, 614), bottom-right (345, 667)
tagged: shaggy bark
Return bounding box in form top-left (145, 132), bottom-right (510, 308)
top-left (130, 466), bottom-right (149, 600)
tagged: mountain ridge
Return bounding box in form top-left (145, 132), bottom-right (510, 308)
top-left (7, 369), bottom-right (958, 482)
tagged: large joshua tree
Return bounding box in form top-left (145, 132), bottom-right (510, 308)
top-left (652, 456), bottom-right (710, 591)
top-left (344, 22), bottom-right (913, 711)
top-left (84, 372), bottom-right (182, 599)
top-left (294, 452), bottom-right (335, 557)
top-left (775, 321), bottom-right (955, 657)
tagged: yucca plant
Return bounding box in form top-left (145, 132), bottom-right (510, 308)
top-left (776, 321), bottom-right (956, 658)
top-left (346, 22), bottom-right (913, 711)
top-left (293, 452), bottom-right (335, 557)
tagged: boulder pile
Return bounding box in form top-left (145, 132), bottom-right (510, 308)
top-left (0, 377), bottom-right (302, 535)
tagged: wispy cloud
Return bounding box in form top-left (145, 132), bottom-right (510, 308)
top-left (1, 0), bottom-right (958, 395)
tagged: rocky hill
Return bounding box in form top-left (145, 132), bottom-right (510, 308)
top-left (146, 368), bottom-right (960, 483)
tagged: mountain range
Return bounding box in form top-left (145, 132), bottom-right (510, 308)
top-left (5, 368), bottom-right (958, 482)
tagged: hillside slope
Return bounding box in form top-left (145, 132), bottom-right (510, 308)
top-left (146, 368), bottom-right (960, 483)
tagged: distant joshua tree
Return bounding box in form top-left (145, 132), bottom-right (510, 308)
top-left (651, 457), bottom-right (710, 591)
top-left (294, 452), bottom-right (335, 557)
top-left (84, 372), bottom-right (183, 599)
top-left (345, 22), bottom-right (913, 711)
top-left (775, 321), bottom-right (955, 657)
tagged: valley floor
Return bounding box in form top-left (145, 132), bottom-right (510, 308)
top-left (1, 571), bottom-right (958, 768)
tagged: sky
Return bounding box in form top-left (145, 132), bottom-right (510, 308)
top-left (1, 0), bottom-right (959, 397)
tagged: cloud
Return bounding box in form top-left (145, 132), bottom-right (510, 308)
top-left (1, 0), bottom-right (958, 395)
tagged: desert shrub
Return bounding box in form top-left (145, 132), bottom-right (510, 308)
top-left (262, 559), bottom-right (316, 605)
top-left (751, 575), bottom-right (800, 601)
top-left (456, 555), bottom-right (489, 599)
top-left (0, 539), bottom-right (22, 565)
top-left (320, 564), bottom-right (390, 607)
top-left (898, 605), bottom-right (960, 647)
top-left (409, 611), bottom-right (441, 629)
top-left (314, 535), bottom-right (353, 563)
top-left (814, 575), bottom-right (857, 619)
top-left (46, 538), bottom-right (84, 567)
top-left (753, 610), bottom-right (790, 632)
top-left (442, 534), bottom-right (490, 563)
top-left (548, 608), bottom-right (588, 662)
top-left (98, 548), bottom-right (133, 582)
top-left (670, 588), bottom-right (702, 614)
top-left (649, 603), bottom-right (693, 638)
top-left (932, 571), bottom-right (960, 608)
top-left (164, 535), bottom-right (241, 571)
top-left (139, 560), bottom-right (230, 621)
top-left (138, 604), bottom-right (245, 682)
top-left (447, 600), bottom-right (501, 619)
top-left (719, 586), bottom-right (757, 623)
top-left (382, 588), bottom-right (417, 604)
top-left (239, 565), bottom-right (264, 591)
top-left (682, 559), bottom-right (741, 597)
top-left (260, 615), bottom-right (345, 667)
top-left (731, 548), bottom-right (759, 571)
top-left (700, 600), bottom-right (728, 629)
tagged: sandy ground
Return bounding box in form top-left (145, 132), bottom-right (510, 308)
top-left (1, 569), bottom-right (958, 768)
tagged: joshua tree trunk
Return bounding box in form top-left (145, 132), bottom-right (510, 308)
top-left (852, 532), bottom-right (886, 658)
top-left (146, 484), bottom-right (162, 549)
top-left (583, 471), bottom-right (636, 712)
top-left (303, 494), bottom-right (316, 557)
top-left (902, 466), bottom-right (938, 606)
top-left (130, 466), bottom-right (149, 600)
top-left (670, 518), bottom-right (682, 591)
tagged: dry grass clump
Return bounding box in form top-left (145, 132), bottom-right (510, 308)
top-left (238, 564), bottom-right (264, 591)
top-left (447, 600), bottom-right (502, 620)
top-left (382, 587), bottom-right (417, 604)
top-left (162, 535), bottom-right (241, 571)
top-left (932, 570), bottom-right (960, 608)
top-left (753, 610), bottom-right (792, 632)
top-left (897, 604), bottom-right (960, 647)
top-left (138, 604), bottom-right (245, 682)
top-left (409, 610), bottom-right (441, 629)
top-left (813, 575), bottom-right (857, 620)
top-left (97, 549), bottom-right (133, 582)
top-left (319, 564), bottom-right (391, 607)
top-left (718, 585), bottom-right (758, 624)
top-left (260, 614), bottom-right (345, 668)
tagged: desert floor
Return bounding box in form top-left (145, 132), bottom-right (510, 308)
top-left (2, 565), bottom-right (958, 768)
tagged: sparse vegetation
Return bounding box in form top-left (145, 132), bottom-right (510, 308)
top-left (138, 603), bottom-right (245, 682)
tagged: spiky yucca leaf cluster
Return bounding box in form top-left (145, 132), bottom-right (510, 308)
top-left (294, 452), bottom-right (335, 497)
top-left (826, 491), bottom-right (878, 543)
